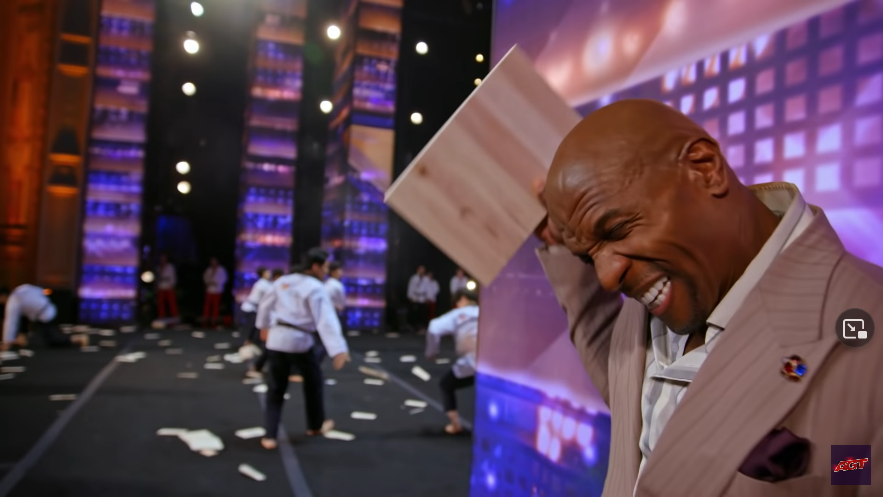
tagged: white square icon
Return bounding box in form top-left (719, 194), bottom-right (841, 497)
top-left (843, 319), bottom-right (866, 339)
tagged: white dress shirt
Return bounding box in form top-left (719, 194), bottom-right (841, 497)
top-left (450, 276), bottom-right (468, 296)
top-left (240, 277), bottom-right (272, 313)
top-left (3, 284), bottom-right (56, 343)
top-left (324, 277), bottom-right (346, 313)
top-left (407, 274), bottom-right (430, 302)
top-left (636, 183), bottom-right (816, 486)
top-left (157, 263), bottom-right (176, 291)
top-left (425, 304), bottom-right (480, 378)
top-left (256, 273), bottom-right (348, 358)
top-left (426, 279), bottom-right (440, 303)
top-left (203, 266), bottom-right (227, 294)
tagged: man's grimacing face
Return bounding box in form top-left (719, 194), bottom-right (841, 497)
top-left (547, 141), bottom-right (730, 336)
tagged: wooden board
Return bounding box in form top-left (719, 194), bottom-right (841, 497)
top-left (384, 45), bottom-right (581, 286)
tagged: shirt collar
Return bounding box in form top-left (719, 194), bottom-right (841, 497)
top-left (705, 182), bottom-right (811, 330)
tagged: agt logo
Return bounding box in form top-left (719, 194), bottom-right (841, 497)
top-left (831, 445), bottom-right (872, 486)
top-left (833, 458), bottom-right (869, 472)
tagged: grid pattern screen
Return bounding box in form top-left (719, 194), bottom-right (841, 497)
top-left (321, 0), bottom-right (399, 331)
top-left (233, 1), bottom-right (306, 304)
top-left (78, 0), bottom-right (155, 323)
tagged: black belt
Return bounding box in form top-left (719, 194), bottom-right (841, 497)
top-left (277, 320), bottom-right (317, 334)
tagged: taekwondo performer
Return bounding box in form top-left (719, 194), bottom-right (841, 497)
top-left (1, 284), bottom-right (88, 350)
top-left (256, 248), bottom-right (350, 449)
top-left (425, 288), bottom-right (479, 435)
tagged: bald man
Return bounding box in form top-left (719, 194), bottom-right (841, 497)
top-left (536, 99), bottom-right (883, 496)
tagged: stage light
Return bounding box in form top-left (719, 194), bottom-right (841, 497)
top-left (177, 181), bottom-right (191, 194)
top-left (319, 100), bottom-right (333, 113)
top-left (476, 53), bottom-right (485, 63)
top-left (410, 112), bottom-right (423, 125)
top-left (182, 82), bottom-right (196, 96)
top-left (466, 280), bottom-right (477, 290)
top-left (416, 41), bottom-right (428, 54)
top-left (190, 2), bottom-right (204, 17)
top-left (327, 25), bottom-right (341, 40)
top-left (176, 161), bottom-right (191, 174)
top-left (474, 78), bottom-right (482, 86)
top-left (141, 271), bottom-right (155, 284)
top-left (183, 38), bottom-right (199, 54)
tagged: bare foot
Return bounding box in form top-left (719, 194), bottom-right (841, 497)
top-left (260, 438), bottom-right (277, 450)
top-left (306, 419), bottom-right (335, 436)
top-left (245, 370), bottom-right (263, 379)
top-left (444, 423), bottom-right (464, 435)
top-left (289, 375), bottom-right (303, 383)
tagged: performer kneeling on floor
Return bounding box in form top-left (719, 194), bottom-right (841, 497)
top-left (425, 288), bottom-right (479, 435)
top-left (1, 284), bottom-right (89, 351)
top-left (255, 248), bottom-right (350, 449)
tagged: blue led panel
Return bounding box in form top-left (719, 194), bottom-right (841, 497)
top-left (321, 0), bottom-right (399, 331)
top-left (233, 2), bottom-right (306, 304)
top-left (78, 1), bottom-right (155, 323)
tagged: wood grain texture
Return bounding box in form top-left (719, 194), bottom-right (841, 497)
top-left (385, 45), bottom-right (579, 286)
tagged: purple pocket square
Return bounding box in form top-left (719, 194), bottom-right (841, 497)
top-left (738, 428), bottom-right (811, 482)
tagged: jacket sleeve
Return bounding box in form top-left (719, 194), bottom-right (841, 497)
top-left (536, 245), bottom-right (622, 406)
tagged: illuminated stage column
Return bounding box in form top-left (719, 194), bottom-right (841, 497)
top-left (233, 0), bottom-right (306, 305)
top-left (322, 0), bottom-right (401, 331)
top-left (0, 0), bottom-right (66, 289)
top-left (76, 0), bottom-right (156, 323)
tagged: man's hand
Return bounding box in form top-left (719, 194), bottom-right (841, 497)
top-left (260, 329), bottom-right (268, 341)
top-left (0, 342), bottom-right (9, 352)
top-left (332, 352), bottom-right (351, 370)
top-left (533, 179), bottom-right (563, 246)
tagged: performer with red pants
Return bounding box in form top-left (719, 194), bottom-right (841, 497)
top-left (156, 253), bottom-right (178, 318)
top-left (202, 257), bottom-right (227, 326)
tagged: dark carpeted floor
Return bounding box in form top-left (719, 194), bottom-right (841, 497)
top-left (0, 328), bottom-right (474, 496)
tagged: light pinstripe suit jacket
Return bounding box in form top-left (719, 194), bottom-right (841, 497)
top-left (539, 207), bottom-right (883, 496)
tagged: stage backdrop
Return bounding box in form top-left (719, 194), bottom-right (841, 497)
top-left (472, 0), bottom-right (883, 495)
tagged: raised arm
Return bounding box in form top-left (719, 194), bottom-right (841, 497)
top-left (536, 246), bottom-right (622, 406)
top-left (307, 288), bottom-right (348, 359)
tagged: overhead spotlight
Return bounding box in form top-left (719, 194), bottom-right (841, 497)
top-left (190, 2), bottom-right (204, 17)
top-left (319, 100), bottom-right (333, 114)
top-left (327, 25), bottom-right (341, 40)
top-left (141, 271), bottom-right (155, 284)
top-left (183, 38), bottom-right (200, 54)
top-left (474, 78), bottom-right (482, 86)
top-left (182, 82), bottom-right (196, 96)
top-left (410, 112), bottom-right (423, 125)
top-left (415, 41), bottom-right (428, 55)
top-left (466, 280), bottom-right (477, 291)
top-left (176, 161), bottom-right (191, 174)
top-left (475, 53), bottom-right (485, 63)
top-left (177, 181), bottom-right (191, 194)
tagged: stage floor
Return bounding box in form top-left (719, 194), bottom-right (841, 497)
top-left (0, 327), bottom-right (474, 496)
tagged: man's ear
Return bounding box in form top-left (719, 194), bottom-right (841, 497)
top-left (682, 139), bottom-right (729, 197)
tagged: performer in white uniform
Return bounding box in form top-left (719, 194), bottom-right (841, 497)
top-left (256, 248), bottom-right (350, 450)
top-left (156, 253), bottom-right (178, 318)
top-left (1, 284), bottom-right (88, 350)
top-left (202, 257), bottom-right (227, 327)
top-left (407, 265), bottom-right (431, 332)
top-left (449, 268), bottom-right (468, 304)
top-left (425, 289), bottom-right (479, 434)
top-left (324, 261), bottom-right (346, 316)
top-left (242, 268), bottom-right (283, 378)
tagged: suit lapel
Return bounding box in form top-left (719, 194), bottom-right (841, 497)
top-left (634, 210), bottom-right (845, 496)
top-left (604, 298), bottom-right (648, 496)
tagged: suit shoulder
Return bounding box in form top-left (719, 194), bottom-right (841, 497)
top-left (830, 253), bottom-right (883, 299)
